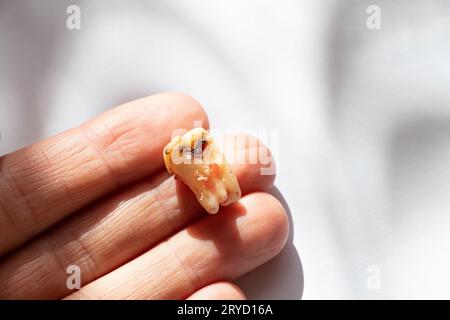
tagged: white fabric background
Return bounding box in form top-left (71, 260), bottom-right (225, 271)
top-left (1, 0), bottom-right (450, 299)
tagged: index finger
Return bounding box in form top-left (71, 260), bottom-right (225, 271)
top-left (0, 92), bottom-right (209, 255)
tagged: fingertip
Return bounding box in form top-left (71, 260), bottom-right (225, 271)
top-left (152, 92), bottom-right (210, 131)
top-left (225, 133), bottom-right (277, 193)
top-left (239, 192), bottom-right (289, 256)
top-left (187, 282), bottom-right (246, 300)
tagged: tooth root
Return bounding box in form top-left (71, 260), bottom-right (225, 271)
top-left (223, 190), bottom-right (240, 206)
top-left (221, 198), bottom-right (233, 207)
top-left (223, 171), bottom-right (241, 205)
top-left (215, 183), bottom-right (228, 204)
top-left (198, 192), bottom-right (219, 214)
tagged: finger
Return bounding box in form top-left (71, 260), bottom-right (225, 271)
top-left (0, 92), bottom-right (208, 255)
top-left (65, 192), bottom-right (288, 300)
top-left (187, 282), bottom-right (246, 300)
top-left (0, 134), bottom-right (276, 299)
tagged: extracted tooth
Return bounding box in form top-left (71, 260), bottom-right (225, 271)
top-left (163, 128), bottom-right (241, 214)
top-left (215, 182), bottom-right (228, 204)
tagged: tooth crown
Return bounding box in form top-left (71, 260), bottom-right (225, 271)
top-left (163, 128), bottom-right (241, 214)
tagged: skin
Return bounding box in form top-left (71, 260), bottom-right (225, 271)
top-left (0, 92), bottom-right (289, 300)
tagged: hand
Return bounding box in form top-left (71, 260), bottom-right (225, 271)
top-left (0, 92), bottom-right (288, 299)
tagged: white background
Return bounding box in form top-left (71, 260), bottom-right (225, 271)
top-left (2, 0), bottom-right (450, 299)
